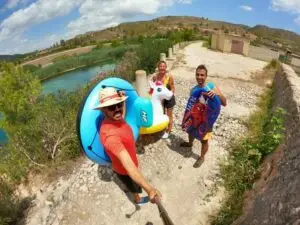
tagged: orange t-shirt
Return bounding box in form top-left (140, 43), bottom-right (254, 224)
top-left (100, 119), bottom-right (138, 175)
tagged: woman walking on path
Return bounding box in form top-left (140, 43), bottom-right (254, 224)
top-left (151, 60), bottom-right (176, 139)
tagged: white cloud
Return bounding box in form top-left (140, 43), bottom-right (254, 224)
top-left (239, 5), bottom-right (253, 12)
top-left (271, 0), bottom-right (300, 13)
top-left (271, 0), bottom-right (300, 27)
top-left (0, 0), bottom-right (192, 54)
top-left (66, 0), bottom-right (176, 38)
top-left (294, 15), bottom-right (300, 25)
top-left (0, 0), bottom-right (83, 41)
top-left (177, 0), bottom-right (192, 4)
top-left (0, 34), bottom-right (60, 54)
top-left (2, 0), bottom-right (34, 10)
top-left (5, 0), bottom-right (22, 9)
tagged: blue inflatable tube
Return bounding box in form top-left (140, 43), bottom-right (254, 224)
top-left (77, 77), bottom-right (153, 165)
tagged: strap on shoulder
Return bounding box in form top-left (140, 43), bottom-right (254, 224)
top-left (163, 75), bottom-right (170, 86)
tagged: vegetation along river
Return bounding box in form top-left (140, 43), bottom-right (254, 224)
top-left (0, 62), bottom-right (116, 143)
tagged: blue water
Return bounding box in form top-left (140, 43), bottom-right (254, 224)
top-left (42, 63), bottom-right (115, 94)
top-left (0, 63), bottom-right (116, 143)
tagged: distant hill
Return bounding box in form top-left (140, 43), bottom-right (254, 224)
top-left (249, 25), bottom-right (300, 53)
top-left (0, 54), bottom-right (24, 61)
top-left (76, 16), bottom-right (300, 53)
top-left (2, 16), bottom-right (300, 62)
top-left (83, 16), bottom-right (250, 41)
top-left (249, 25), bottom-right (300, 43)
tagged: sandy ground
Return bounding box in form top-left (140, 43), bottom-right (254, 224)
top-left (22, 42), bottom-right (268, 225)
top-left (173, 43), bottom-right (266, 81)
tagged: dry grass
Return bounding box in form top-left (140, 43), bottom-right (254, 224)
top-left (21, 45), bottom-right (96, 67)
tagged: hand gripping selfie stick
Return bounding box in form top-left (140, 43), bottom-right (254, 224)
top-left (155, 196), bottom-right (175, 225)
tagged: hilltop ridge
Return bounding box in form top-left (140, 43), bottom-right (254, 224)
top-left (1, 15), bottom-right (300, 61)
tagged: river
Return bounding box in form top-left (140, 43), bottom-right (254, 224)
top-left (0, 62), bottom-right (116, 143)
top-left (42, 63), bottom-right (115, 94)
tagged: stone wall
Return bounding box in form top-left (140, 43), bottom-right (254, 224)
top-left (291, 57), bottom-right (300, 67)
top-left (234, 64), bottom-right (300, 225)
top-left (248, 46), bottom-right (279, 62)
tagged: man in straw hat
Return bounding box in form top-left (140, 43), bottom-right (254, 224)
top-left (95, 87), bottom-right (161, 204)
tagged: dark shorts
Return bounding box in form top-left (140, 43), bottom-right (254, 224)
top-left (116, 174), bottom-right (142, 194)
top-left (163, 95), bottom-right (176, 109)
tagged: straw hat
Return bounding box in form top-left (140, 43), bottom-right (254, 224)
top-left (94, 87), bottom-right (128, 109)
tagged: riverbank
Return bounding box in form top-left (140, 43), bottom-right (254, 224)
top-left (29, 45), bottom-right (134, 81)
top-left (40, 58), bottom-right (115, 82)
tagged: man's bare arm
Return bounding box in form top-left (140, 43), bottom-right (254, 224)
top-left (169, 75), bottom-right (175, 93)
top-left (214, 86), bottom-right (227, 106)
top-left (117, 150), bottom-right (161, 201)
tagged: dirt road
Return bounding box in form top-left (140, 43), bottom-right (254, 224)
top-left (23, 42), bottom-right (267, 225)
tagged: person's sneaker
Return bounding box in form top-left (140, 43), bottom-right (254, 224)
top-left (135, 196), bottom-right (150, 204)
top-left (162, 132), bottom-right (169, 139)
top-left (193, 158), bottom-right (204, 168)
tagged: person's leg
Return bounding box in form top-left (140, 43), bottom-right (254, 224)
top-left (200, 140), bottom-right (208, 160)
top-left (180, 134), bottom-right (195, 147)
top-left (166, 107), bottom-right (173, 133)
top-left (116, 174), bottom-right (148, 204)
top-left (193, 140), bottom-right (209, 168)
top-left (162, 107), bottom-right (171, 139)
top-left (162, 97), bottom-right (175, 139)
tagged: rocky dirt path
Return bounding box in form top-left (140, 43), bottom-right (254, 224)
top-left (22, 42), bottom-right (267, 225)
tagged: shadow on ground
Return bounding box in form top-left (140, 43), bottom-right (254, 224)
top-left (97, 165), bottom-right (143, 219)
top-left (136, 132), bottom-right (164, 154)
top-left (167, 133), bottom-right (199, 160)
top-left (15, 196), bottom-right (36, 225)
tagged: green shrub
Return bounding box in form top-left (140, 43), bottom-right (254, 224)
top-left (135, 38), bottom-right (172, 73)
top-left (265, 59), bottom-right (280, 70)
top-left (202, 41), bottom-right (209, 48)
top-left (32, 45), bottom-right (136, 80)
top-left (22, 64), bottom-right (39, 73)
top-left (212, 86), bottom-right (286, 225)
top-left (0, 64), bottom-right (89, 182)
top-left (113, 51), bottom-right (140, 82)
top-left (0, 179), bottom-right (20, 225)
top-left (52, 55), bottom-right (71, 63)
top-left (111, 39), bottom-right (121, 47)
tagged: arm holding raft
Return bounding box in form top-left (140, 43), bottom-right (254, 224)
top-left (206, 86), bottom-right (227, 107)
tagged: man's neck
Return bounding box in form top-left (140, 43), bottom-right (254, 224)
top-left (198, 82), bottom-right (206, 88)
top-left (104, 117), bottom-right (123, 123)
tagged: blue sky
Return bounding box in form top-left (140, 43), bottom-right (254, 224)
top-left (0, 0), bottom-right (300, 54)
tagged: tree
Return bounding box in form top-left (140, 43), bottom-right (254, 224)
top-left (111, 39), bottom-right (121, 47)
top-left (138, 35), bottom-right (144, 43)
top-left (0, 63), bottom-right (41, 125)
top-left (183, 29), bottom-right (194, 41)
top-left (60, 39), bottom-right (66, 47)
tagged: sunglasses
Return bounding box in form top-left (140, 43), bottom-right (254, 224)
top-left (107, 102), bottom-right (124, 111)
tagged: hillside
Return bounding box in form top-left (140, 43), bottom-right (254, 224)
top-left (83, 16), bottom-right (249, 40)
top-left (249, 25), bottom-right (300, 53)
top-left (2, 16), bottom-right (300, 62)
